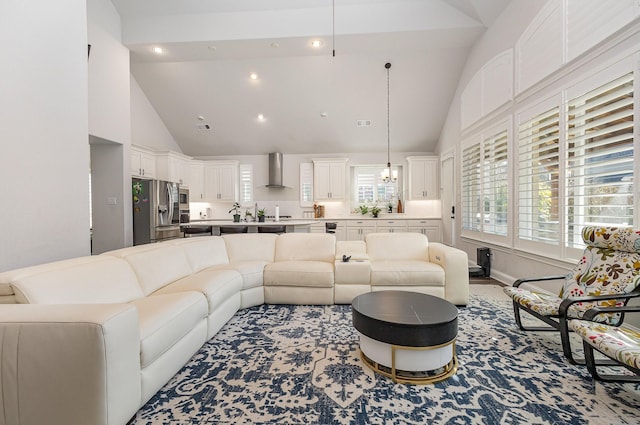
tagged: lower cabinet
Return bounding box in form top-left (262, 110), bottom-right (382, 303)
top-left (346, 220), bottom-right (376, 241)
top-left (406, 219), bottom-right (442, 243)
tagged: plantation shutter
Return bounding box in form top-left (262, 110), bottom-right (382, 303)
top-left (482, 130), bottom-right (509, 236)
top-left (462, 143), bottom-right (481, 231)
top-left (239, 164), bottom-right (253, 206)
top-left (518, 106), bottom-right (560, 245)
top-left (565, 72), bottom-right (634, 249)
top-left (300, 163), bottom-right (314, 207)
top-left (355, 169), bottom-right (376, 204)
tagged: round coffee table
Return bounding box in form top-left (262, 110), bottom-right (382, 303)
top-left (352, 290), bottom-right (458, 384)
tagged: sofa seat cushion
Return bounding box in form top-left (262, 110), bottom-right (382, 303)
top-left (130, 291), bottom-right (207, 368)
top-left (10, 257), bottom-right (144, 304)
top-left (153, 268), bottom-right (243, 313)
top-left (264, 261), bottom-right (334, 287)
top-left (370, 261), bottom-right (445, 286)
top-left (223, 261), bottom-right (269, 289)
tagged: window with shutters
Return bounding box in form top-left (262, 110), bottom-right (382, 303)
top-left (239, 164), bottom-right (253, 206)
top-left (351, 165), bottom-right (401, 206)
top-left (518, 106), bottom-right (560, 247)
top-left (300, 163), bottom-right (314, 207)
top-left (462, 143), bottom-right (481, 232)
top-left (565, 72), bottom-right (634, 250)
top-left (462, 125), bottom-right (509, 241)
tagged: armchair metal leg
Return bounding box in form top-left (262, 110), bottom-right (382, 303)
top-left (583, 342), bottom-right (640, 383)
top-left (512, 302), bottom-right (558, 332)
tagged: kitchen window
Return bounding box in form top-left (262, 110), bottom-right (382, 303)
top-left (351, 165), bottom-right (402, 206)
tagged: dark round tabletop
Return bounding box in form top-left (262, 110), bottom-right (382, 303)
top-left (352, 291), bottom-right (458, 347)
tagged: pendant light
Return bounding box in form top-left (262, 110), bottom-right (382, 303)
top-left (381, 62), bottom-right (397, 183)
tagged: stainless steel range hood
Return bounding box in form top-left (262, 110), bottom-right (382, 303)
top-left (266, 152), bottom-right (286, 188)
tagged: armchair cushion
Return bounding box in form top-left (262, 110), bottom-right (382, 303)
top-left (569, 319), bottom-right (640, 371)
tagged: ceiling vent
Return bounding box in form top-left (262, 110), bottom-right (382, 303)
top-left (196, 123), bottom-right (211, 130)
top-left (356, 119), bottom-right (371, 127)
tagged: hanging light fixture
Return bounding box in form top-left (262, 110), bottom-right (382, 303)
top-left (381, 62), bottom-right (397, 183)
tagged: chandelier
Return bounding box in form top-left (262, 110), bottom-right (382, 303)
top-left (381, 62), bottom-right (397, 183)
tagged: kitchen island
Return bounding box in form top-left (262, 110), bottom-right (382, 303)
top-left (182, 220), bottom-right (317, 236)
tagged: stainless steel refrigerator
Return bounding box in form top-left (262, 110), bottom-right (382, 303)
top-left (132, 178), bottom-right (181, 245)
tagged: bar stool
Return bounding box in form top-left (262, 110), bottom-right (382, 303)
top-left (258, 226), bottom-right (286, 235)
top-left (325, 222), bottom-right (337, 234)
top-left (182, 225), bottom-right (213, 237)
top-left (219, 226), bottom-right (248, 235)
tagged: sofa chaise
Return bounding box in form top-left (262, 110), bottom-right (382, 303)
top-left (0, 232), bottom-right (468, 425)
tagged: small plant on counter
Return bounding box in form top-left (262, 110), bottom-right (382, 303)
top-left (229, 202), bottom-right (241, 222)
top-left (357, 205), bottom-right (369, 215)
top-left (257, 208), bottom-right (266, 222)
top-left (371, 205), bottom-right (382, 218)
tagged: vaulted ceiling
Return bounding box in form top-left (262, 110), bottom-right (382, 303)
top-left (112, 0), bottom-right (512, 157)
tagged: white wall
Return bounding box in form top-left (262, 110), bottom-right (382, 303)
top-left (436, 0), bottom-right (638, 285)
top-left (0, 0), bottom-right (90, 271)
top-left (87, 0), bottom-right (135, 249)
top-left (131, 75), bottom-right (183, 152)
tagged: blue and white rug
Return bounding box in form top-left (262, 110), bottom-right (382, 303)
top-left (130, 294), bottom-right (640, 424)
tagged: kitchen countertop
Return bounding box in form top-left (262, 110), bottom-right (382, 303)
top-left (182, 220), bottom-right (317, 227)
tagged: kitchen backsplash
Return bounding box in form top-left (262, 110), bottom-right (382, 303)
top-left (189, 200), bottom-right (442, 220)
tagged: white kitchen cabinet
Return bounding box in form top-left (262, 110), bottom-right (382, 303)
top-left (188, 161), bottom-right (205, 201)
top-left (156, 152), bottom-right (190, 185)
top-left (131, 146), bottom-right (156, 179)
top-left (375, 219), bottom-right (407, 234)
top-left (346, 219), bottom-right (376, 241)
top-left (406, 219), bottom-right (442, 243)
top-left (407, 156), bottom-right (439, 200)
top-left (313, 158), bottom-right (348, 201)
top-left (204, 161), bottom-right (239, 202)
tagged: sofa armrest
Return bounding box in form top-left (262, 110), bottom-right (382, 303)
top-left (428, 243), bottom-right (469, 305)
top-left (0, 304), bottom-right (141, 425)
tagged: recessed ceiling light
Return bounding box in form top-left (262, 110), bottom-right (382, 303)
top-left (250, 72), bottom-right (258, 81)
top-left (311, 40), bottom-right (323, 48)
top-left (257, 114), bottom-right (265, 121)
top-left (207, 45), bottom-right (217, 51)
top-left (320, 112), bottom-right (328, 118)
top-left (152, 46), bottom-right (164, 55)
top-left (270, 42), bottom-right (280, 48)
top-left (197, 115), bottom-right (205, 121)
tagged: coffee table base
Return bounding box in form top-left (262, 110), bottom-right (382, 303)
top-left (358, 336), bottom-right (458, 385)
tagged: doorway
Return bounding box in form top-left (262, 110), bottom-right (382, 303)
top-left (441, 153), bottom-right (455, 246)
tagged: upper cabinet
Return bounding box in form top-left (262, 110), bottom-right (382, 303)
top-left (131, 146), bottom-right (156, 179)
top-left (204, 161), bottom-right (239, 202)
top-left (313, 158), bottom-right (348, 201)
top-left (155, 151), bottom-right (190, 186)
top-left (407, 156), bottom-right (439, 200)
top-left (188, 161), bottom-right (205, 201)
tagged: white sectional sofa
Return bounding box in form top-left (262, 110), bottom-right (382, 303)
top-left (0, 232), bottom-right (467, 425)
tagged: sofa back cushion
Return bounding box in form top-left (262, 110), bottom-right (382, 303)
top-left (119, 245), bottom-right (193, 296)
top-left (274, 233), bottom-right (336, 263)
top-left (10, 257), bottom-right (144, 304)
top-left (223, 234), bottom-right (277, 263)
top-left (0, 256), bottom-right (102, 297)
top-left (171, 237), bottom-right (230, 272)
top-left (366, 233), bottom-right (429, 261)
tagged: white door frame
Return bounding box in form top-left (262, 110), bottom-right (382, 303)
top-left (440, 149), bottom-right (456, 246)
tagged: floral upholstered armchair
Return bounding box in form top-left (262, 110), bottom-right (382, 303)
top-left (504, 226), bottom-right (640, 365)
top-left (569, 305), bottom-right (640, 383)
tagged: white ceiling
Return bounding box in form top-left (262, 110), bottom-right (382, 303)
top-left (112, 0), bottom-right (511, 157)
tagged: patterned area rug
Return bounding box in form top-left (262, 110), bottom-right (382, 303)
top-left (130, 295), bottom-right (640, 424)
